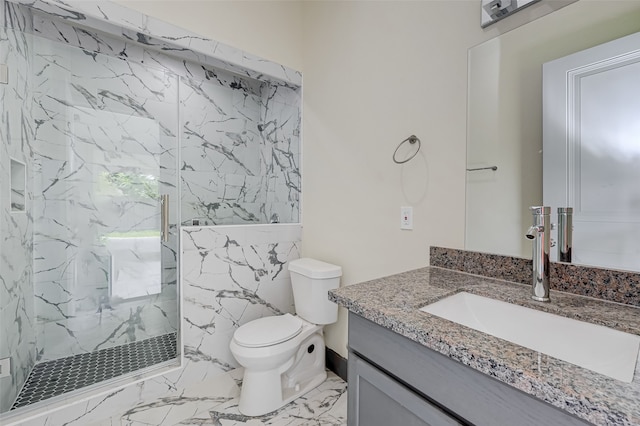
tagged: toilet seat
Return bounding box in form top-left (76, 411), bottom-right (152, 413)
top-left (234, 314), bottom-right (303, 348)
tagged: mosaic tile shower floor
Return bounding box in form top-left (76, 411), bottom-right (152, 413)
top-left (97, 369), bottom-right (347, 425)
top-left (12, 333), bottom-right (177, 410)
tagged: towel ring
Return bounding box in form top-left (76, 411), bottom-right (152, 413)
top-left (393, 135), bottom-right (421, 164)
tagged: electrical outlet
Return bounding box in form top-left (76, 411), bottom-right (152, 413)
top-left (0, 357), bottom-right (10, 379)
top-left (400, 206), bottom-right (413, 230)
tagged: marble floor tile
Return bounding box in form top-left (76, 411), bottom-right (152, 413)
top-left (195, 371), bottom-right (347, 426)
top-left (98, 369), bottom-right (346, 426)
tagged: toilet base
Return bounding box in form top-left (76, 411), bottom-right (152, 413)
top-left (238, 333), bottom-right (327, 416)
top-left (282, 369), bottom-right (327, 406)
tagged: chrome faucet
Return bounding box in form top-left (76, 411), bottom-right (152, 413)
top-left (526, 206), bottom-right (550, 302)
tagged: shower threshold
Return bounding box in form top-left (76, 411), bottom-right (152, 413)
top-left (11, 332), bottom-right (177, 410)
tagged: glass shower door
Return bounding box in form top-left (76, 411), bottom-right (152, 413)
top-left (31, 36), bottom-right (180, 360)
top-left (2, 16), bottom-right (180, 416)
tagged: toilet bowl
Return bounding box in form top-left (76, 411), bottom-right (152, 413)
top-left (229, 258), bottom-right (342, 416)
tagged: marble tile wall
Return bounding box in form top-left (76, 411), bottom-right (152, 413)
top-left (1, 0), bottom-right (302, 420)
top-left (5, 0), bottom-right (302, 228)
top-left (179, 72), bottom-right (301, 225)
top-left (179, 224), bottom-right (301, 382)
top-left (258, 83), bottom-right (301, 224)
top-left (0, 24), bottom-right (37, 412)
top-left (11, 0), bottom-right (302, 86)
top-left (2, 0), bottom-right (300, 360)
top-left (21, 0), bottom-right (301, 227)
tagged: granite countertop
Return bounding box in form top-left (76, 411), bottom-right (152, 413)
top-left (329, 266), bottom-right (640, 426)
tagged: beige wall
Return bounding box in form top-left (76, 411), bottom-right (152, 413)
top-left (301, 2), bottom-right (491, 357)
top-left (112, 0), bottom-right (500, 358)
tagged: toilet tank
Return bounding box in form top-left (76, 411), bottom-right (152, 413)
top-left (289, 258), bottom-right (342, 325)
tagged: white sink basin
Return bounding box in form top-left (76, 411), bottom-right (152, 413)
top-left (420, 292), bottom-right (640, 382)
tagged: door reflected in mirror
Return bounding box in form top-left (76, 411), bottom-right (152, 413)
top-left (465, 0), bottom-right (640, 271)
top-left (543, 31), bottom-right (640, 272)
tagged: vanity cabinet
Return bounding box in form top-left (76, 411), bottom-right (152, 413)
top-left (347, 312), bottom-right (592, 426)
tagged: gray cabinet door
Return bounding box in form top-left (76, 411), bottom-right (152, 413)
top-left (349, 354), bottom-right (463, 426)
top-left (348, 313), bottom-right (592, 426)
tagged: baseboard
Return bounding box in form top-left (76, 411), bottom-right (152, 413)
top-left (325, 347), bottom-right (348, 382)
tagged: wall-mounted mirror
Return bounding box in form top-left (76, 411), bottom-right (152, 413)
top-left (465, 0), bottom-right (640, 271)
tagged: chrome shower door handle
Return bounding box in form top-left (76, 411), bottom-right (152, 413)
top-left (161, 194), bottom-right (169, 242)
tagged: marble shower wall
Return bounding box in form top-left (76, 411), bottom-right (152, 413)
top-left (179, 72), bottom-right (301, 226)
top-left (4, 0), bottom-right (302, 231)
top-left (259, 83), bottom-right (302, 224)
top-left (0, 24), bottom-right (36, 412)
top-left (1, 0), bottom-right (302, 420)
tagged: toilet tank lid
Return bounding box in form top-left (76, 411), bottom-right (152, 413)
top-left (288, 258), bottom-right (342, 279)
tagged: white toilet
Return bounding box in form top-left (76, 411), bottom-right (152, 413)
top-left (229, 257), bottom-right (342, 416)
